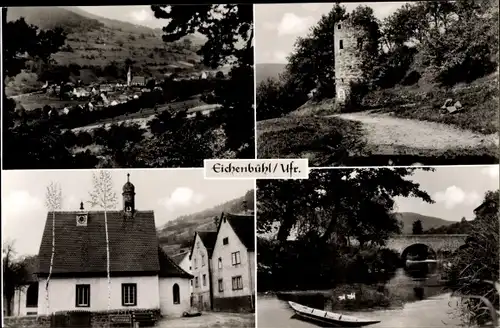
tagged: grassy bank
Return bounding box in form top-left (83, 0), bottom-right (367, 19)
top-left (354, 144), bottom-right (499, 166)
top-left (257, 116), bottom-right (367, 166)
top-left (361, 73), bottom-right (499, 135)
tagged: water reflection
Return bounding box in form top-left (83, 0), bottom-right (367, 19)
top-left (277, 261), bottom-right (445, 311)
top-left (260, 262), bottom-right (461, 328)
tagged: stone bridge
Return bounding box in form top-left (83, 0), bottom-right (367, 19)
top-left (386, 234), bottom-right (468, 256)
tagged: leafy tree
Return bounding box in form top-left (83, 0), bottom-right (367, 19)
top-left (256, 78), bottom-right (286, 120)
top-left (146, 78), bottom-right (156, 90)
top-left (3, 108), bottom-right (75, 169)
top-left (382, 0), bottom-right (498, 86)
top-left (213, 215), bottom-right (221, 228)
top-left (346, 5), bottom-right (382, 82)
top-left (420, 1), bottom-right (498, 85)
top-left (258, 168), bottom-right (434, 245)
top-left (152, 5), bottom-right (253, 68)
top-left (412, 219), bottom-right (423, 235)
top-left (445, 189), bottom-right (499, 326)
top-left (3, 9), bottom-right (67, 77)
top-left (3, 241), bottom-right (30, 316)
top-left (152, 5), bottom-right (254, 158)
top-left (182, 37), bottom-right (192, 50)
top-left (285, 4), bottom-right (346, 100)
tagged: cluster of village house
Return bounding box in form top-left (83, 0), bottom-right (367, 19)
top-left (5, 174), bottom-right (255, 318)
top-left (41, 67), bottom-right (212, 116)
top-left (171, 207), bottom-right (255, 312)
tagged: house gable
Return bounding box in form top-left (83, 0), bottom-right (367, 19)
top-left (214, 213), bottom-right (255, 251)
top-left (189, 231), bottom-right (217, 261)
top-left (158, 248), bottom-right (193, 279)
top-left (37, 210), bottom-right (159, 276)
top-left (210, 212), bottom-right (255, 302)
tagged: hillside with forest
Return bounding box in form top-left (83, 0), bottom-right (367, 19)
top-left (5, 6), bottom-right (206, 91)
top-left (158, 189), bottom-right (254, 255)
top-left (396, 212), bottom-right (454, 234)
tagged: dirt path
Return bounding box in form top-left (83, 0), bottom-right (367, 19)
top-left (157, 312), bottom-right (254, 328)
top-left (332, 111), bottom-right (499, 154)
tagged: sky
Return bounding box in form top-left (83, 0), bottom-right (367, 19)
top-left (255, 2), bottom-right (409, 64)
top-left (2, 170), bottom-right (254, 256)
top-left (78, 6), bottom-right (166, 29)
top-left (393, 166), bottom-right (499, 222)
top-left (260, 165), bottom-right (499, 240)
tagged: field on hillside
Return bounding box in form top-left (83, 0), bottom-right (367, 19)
top-left (11, 93), bottom-right (89, 111)
top-left (6, 6), bottom-right (205, 93)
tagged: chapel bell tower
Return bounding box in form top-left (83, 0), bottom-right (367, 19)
top-left (122, 173), bottom-right (135, 215)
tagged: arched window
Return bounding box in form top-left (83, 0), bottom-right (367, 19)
top-left (173, 283), bottom-right (180, 304)
top-left (26, 282), bottom-right (38, 308)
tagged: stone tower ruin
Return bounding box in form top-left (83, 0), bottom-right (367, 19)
top-left (334, 19), bottom-right (364, 105)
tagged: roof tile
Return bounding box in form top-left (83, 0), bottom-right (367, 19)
top-left (37, 211), bottom-right (159, 274)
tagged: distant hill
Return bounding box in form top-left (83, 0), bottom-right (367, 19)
top-left (395, 212), bottom-right (455, 234)
top-left (425, 219), bottom-right (474, 235)
top-left (256, 63), bottom-right (286, 85)
top-left (158, 190), bottom-right (254, 256)
top-left (6, 7), bottom-right (205, 79)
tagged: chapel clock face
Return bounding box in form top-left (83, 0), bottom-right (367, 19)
top-left (125, 206), bottom-right (132, 212)
top-left (77, 216), bottom-right (87, 224)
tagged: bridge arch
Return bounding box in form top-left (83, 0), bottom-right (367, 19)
top-left (401, 243), bottom-right (436, 262)
top-left (386, 234), bottom-right (468, 258)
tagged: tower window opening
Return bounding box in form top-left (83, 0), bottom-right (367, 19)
top-left (338, 24), bottom-right (341, 29)
top-left (357, 37), bottom-right (363, 49)
top-left (339, 40), bottom-right (344, 50)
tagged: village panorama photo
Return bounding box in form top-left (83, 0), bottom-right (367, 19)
top-left (3, 169), bottom-right (256, 328)
top-left (255, 1), bottom-right (499, 167)
top-left (2, 5), bottom-right (255, 169)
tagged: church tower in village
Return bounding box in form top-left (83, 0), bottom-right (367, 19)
top-left (334, 18), bottom-right (364, 105)
top-left (127, 66), bottom-right (132, 87)
top-left (122, 173), bottom-right (135, 216)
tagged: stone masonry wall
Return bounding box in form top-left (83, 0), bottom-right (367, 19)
top-left (4, 315), bottom-right (51, 328)
top-left (334, 20), bottom-right (365, 104)
top-left (4, 309), bottom-right (160, 328)
top-left (212, 295), bottom-right (254, 313)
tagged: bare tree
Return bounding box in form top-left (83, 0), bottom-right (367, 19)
top-left (3, 240), bottom-right (29, 316)
top-left (45, 182), bottom-right (62, 314)
top-left (88, 171), bottom-right (118, 312)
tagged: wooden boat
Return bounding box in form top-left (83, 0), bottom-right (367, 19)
top-left (288, 301), bottom-right (381, 327)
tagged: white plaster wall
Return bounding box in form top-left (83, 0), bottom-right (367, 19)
top-left (37, 276), bottom-right (160, 314)
top-left (158, 278), bottom-right (190, 317)
top-left (178, 255), bottom-right (191, 274)
top-left (11, 286), bottom-right (37, 316)
top-left (211, 220), bottom-right (252, 298)
top-left (178, 254), bottom-right (193, 294)
top-left (248, 251), bottom-right (255, 296)
top-left (191, 234), bottom-right (212, 300)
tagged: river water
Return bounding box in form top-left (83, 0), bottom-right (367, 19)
top-left (258, 265), bottom-right (467, 328)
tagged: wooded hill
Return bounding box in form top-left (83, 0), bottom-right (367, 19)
top-left (158, 189), bottom-right (254, 255)
top-left (6, 7), bottom-right (206, 79)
